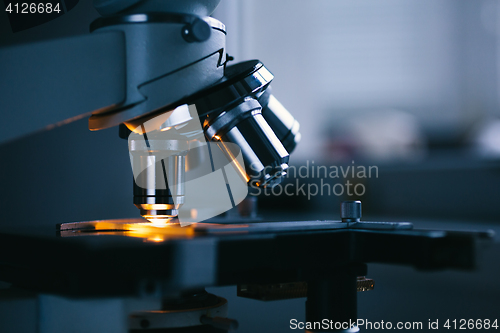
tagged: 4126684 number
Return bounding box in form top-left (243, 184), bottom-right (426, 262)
top-left (5, 2), bottom-right (61, 14)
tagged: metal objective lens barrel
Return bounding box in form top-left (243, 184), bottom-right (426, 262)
top-left (129, 134), bottom-right (188, 224)
top-left (258, 87), bottom-right (301, 153)
top-left (204, 97), bottom-right (289, 187)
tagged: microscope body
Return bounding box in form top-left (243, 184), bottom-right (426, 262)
top-left (0, 0), bottom-right (300, 222)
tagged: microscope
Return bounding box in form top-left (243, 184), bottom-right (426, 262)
top-left (124, 59), bottom-right (299, 225)
top-left (0, 1), bottom-right (495, 332)
top-left (1, 0), bottom-right (299, 225)
top-left (2, 0), bottom-right (300, 227)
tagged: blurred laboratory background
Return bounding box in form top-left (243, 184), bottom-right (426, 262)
top-left (211, 4), bottom-right (500, 331)
top-left (214, 0), bottom-right (500, 221)
top-left (0, 1), bottom-right (499, 332)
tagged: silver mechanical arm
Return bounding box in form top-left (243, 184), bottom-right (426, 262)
top-left (0, 0), bottom-right (226, 143)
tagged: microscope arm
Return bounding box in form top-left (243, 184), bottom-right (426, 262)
top-left (0, 31), bottom-right (127, 144)
top-left (0, 11), bottom-right (227, 145)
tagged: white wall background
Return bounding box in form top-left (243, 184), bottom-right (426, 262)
top-left (213, 0), bottom-right (500, 161)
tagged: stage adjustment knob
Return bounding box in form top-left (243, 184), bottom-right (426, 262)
top-left (341, 200), bottom-right (362, 222)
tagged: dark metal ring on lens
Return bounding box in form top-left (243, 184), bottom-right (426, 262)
top-left (192, 60), bottom-right (274, 117)
top-left (204, 98), bottom-right (261, 139)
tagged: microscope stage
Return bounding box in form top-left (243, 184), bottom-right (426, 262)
top-left (0, 218), bottom-right (489, 298)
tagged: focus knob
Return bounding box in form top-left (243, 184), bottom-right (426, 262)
top-left (182, 19), bottom-right (211, 43)
top-left (341, 200), bottom-right (362, 222)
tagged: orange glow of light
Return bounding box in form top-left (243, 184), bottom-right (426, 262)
top-left (230, 158), bottom-right (251, 183)
top-left (124, 122), bottom-right (144, 134)
top-left (91, 221), bottom-right (129, 231)
top-left (127, 223), bottom-right (196, 240)
top-left (144, 217), bottom-right (174, 226)
top-left (145, 235), bottom-right (165, 243)
top-left (59, 219), bottom-right (196, 242)
top-left (140, 204), bottom-right (174, 210)
top-left (217, 141), bottom-right (251, 183)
